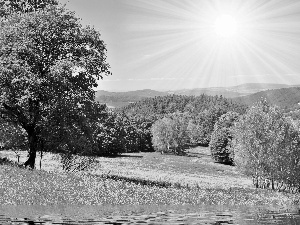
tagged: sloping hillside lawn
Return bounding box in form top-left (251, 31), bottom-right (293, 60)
top-left (0, 147), bottom-right (299, 207)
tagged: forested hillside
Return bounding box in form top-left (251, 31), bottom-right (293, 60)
top-left (118, 94), bottom-right (247, 152)
top-left (122, 94), bottom-right (247, 116)
top-left (172, 83), bottom-right (293, 98)
top-left (233, 87), bottom-right (300, 111)
top-left (229, 83), bottom-right (291, 93)
top-left (96, 83), bottom-right (300, 108)
top-left (172, 88), bottom-right (244, 98)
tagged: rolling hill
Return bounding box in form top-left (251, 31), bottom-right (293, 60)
top-left (96, 83), bottom-right (300, 109)
top-left (172, 83), bottom-right (295, 97)
top-left (228, 83), bottom-right (291, 93)
top-left (170, 87), bottom-right (244, 98)
top-left (95, 89), bottom-right (169, 108)
top-left (232, 87), bottom-right (300, 111)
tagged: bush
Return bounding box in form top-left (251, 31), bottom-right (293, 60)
top-left (209, 112), bottom-right (239, 165)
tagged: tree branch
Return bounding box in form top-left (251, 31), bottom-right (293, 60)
top-left (1, 103), bottom-right (29, 129)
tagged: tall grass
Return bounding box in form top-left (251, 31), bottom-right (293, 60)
top-left (0, 163), bottom-right (299, 207)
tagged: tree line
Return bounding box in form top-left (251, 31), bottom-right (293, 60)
top-left (147, 98), bottom-right (300, 192)
top-left (120, 94), bottom-right (247, 151)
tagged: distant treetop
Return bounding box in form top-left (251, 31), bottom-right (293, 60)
top-left (1, 0), bottom-right (59, 17)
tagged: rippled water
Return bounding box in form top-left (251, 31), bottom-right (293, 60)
top-left (0, 205), bottom-right (299, 225)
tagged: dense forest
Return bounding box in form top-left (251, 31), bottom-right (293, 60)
top-left (121, 94), bottom-right (247, 116)
top-left (113, 94), bottom-right (248, 152)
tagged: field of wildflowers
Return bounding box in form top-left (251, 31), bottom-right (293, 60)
top-left (0, 147), bottom-right (299, 208)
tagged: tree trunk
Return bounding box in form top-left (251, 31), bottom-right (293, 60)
top-left (40, 150), bottom-right (43, 170)
top-left (24, 127), bottom-right (38, 169)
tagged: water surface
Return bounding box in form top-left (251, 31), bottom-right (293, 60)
top-left (0, 205), bottom-right (299, 224)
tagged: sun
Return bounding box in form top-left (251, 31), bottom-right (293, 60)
top-left (214, 14), bottom-right (238, 38)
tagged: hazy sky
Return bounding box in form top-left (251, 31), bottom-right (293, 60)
top-left (58, 0), bottom-right (300, 91)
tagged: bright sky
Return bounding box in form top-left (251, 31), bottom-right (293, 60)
top-left (59, 0), bottom-right (300, 91)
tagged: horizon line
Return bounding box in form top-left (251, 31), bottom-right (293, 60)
top-left (95, 82), bottom-right (299, 93)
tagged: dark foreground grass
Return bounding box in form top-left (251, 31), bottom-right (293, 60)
top-left (0, 164), bottom-right (299, 208)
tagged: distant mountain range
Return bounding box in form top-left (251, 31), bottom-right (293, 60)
top-left (95, 89), bottom-right (169, 108)
top-left (232, 87), bottom-right (300, 111)
top-left (96, 83), bottom-right (300, 109)
top-left (169, 83), bottom-right (295, 98)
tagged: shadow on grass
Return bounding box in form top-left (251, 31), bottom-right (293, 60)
top-left (186, 152), bottom-right (209, 158)
top-left (104, 154), bottom-right (144, 158)
top-left (101, 173), bottom-right (174, 188)
top-left (117, 154), bottom-right (144, 158)
top-left (213, 161), bottom-right (235, 166)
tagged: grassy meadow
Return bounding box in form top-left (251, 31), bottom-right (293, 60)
top-left (0, 147), bottom-right (299, 208)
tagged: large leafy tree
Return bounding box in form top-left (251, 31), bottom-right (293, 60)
top-left (0, 1), bottom-right (111, 168)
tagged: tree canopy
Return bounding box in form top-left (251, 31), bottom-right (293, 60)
top-left (209, 111), bottom-right (240, 165)
top-left (232, 100), bottom-right (300, 191)
top-left (0, 1), bottom-right (111, 168)
top-left (1, 0), bottom-right (59, 17)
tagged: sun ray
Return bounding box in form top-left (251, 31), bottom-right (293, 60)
top-left (117, 0), bottom-right (300, 90)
